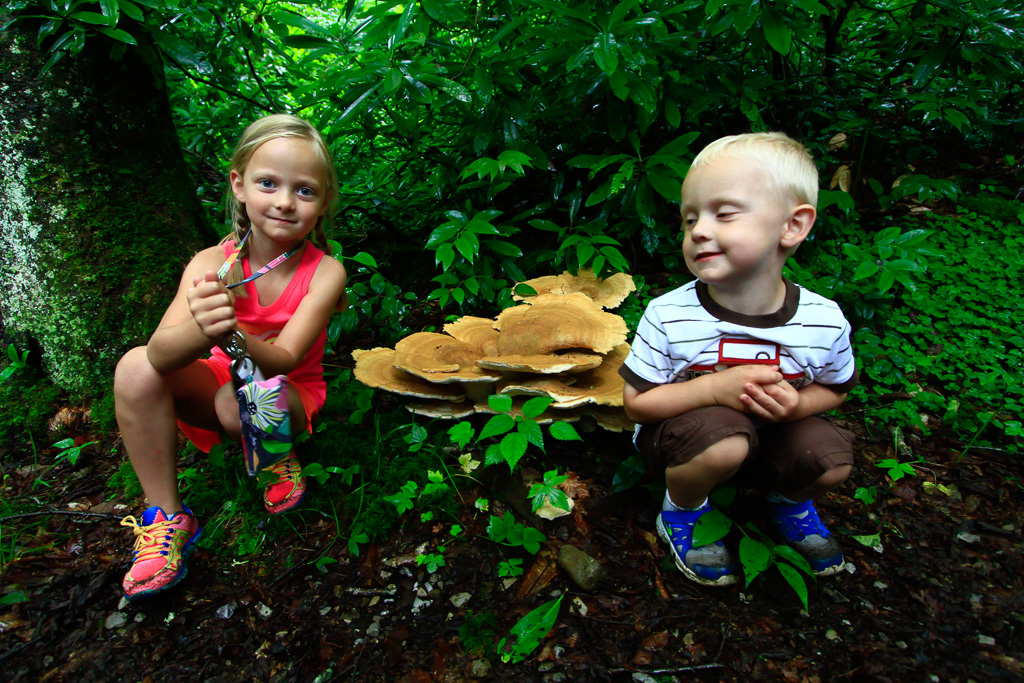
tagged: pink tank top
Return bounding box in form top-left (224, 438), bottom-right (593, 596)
top-left (210, 241), bottom-right (328, 407)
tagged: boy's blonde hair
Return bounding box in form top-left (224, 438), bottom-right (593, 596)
top-left (690, 132), bottom-right (818, 207)
top-left (224, 114), bottom-right (337, 292)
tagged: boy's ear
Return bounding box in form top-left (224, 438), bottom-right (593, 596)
top-left (229, 170), bottom-right (246, 203)
top-left (780, 204), bottom-right (816, 249)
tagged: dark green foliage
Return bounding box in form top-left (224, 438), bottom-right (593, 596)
top-left (0, 370), bottom-right (61, 446)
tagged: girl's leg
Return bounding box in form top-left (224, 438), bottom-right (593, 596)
top-left (114, 347), bottom-right (221, 513)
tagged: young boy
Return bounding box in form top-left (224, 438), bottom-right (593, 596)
top-left (619, 132), bottom-right (858, 586)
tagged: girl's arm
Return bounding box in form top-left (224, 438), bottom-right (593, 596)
top-left (241, 256), bottom-right (347, 377)
top-left (147, 246), bottom-right (236, 373)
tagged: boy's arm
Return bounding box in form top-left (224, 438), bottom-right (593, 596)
top-left (739, 380), bottom-right (847, 423)
top-left (623, 364), bottom-right (785, 424)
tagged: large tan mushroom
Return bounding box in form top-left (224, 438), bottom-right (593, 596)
top-left (443, 316), bottom-right (500, 356)
top-left (477, 351), bottom-right (603, 375)
top-left (496, 343), bottom-right (628, 408)
top-left (393, 332), bottom-right (500, 384)
top-left (494, 292), bottom-right (627, 355)
top-left (352, 348), bottom-right (466, 401)
top-left (514, 269), bottom-right (636, 309)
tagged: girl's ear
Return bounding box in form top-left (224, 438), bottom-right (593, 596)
top-left (780, 204), bottom-right (816, 249)
top-left (229, 169), bottom-right (246, 203)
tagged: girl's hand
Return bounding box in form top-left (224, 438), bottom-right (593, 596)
top-left (740, 378), bottom-right (801, 422)
top-left (188, 270), bottom-right (237, 341)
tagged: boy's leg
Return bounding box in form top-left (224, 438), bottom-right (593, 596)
top-left (639, 406), bottom-right (757, 586)
top-left (749, 417), bottom-right (854, 575)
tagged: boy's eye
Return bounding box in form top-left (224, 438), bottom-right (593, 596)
top-left (717, 211), bottom-right (736, 219)
top-left (682, 217), bottom-right (697, 229)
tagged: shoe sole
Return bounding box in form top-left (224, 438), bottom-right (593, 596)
top-left (264, 482), bottom-right (307, 514)
top-left (656, 515), bottom-right (739, 587)
top-left (125, 527), bottom-right (204, 601)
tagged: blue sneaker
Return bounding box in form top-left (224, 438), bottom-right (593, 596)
top-left (767, 498), bottom-right (844, 576)
top-left (656, 503), bottom-right (739, 586)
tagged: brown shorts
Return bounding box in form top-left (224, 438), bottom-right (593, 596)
top-left (635, 406), bottom-right (854, 491)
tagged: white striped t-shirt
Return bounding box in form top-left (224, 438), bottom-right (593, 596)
top-left (621, 279), bottom-right (857, 392)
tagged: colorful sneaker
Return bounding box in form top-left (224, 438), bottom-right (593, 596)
top-left (656, 502), bottom-right (739, 586)
top-left (767, 498), bottom-right (844, 576)
top-left (120, 506), bottom-right (203, 600)
top-left (262, 450), bottom-right (307, 514)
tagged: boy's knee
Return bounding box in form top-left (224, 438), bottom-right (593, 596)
top-left (815, 463), bottom-right (852, 491)
top-left (694, 434), bottom-right (750, 473)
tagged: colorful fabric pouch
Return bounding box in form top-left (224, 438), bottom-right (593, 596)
top-left (237, 375), bottom-right (293, 476)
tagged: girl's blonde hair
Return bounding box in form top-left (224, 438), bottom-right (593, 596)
top-left (690, 132), bottom-right (819, 207)
top-left (223, 114), bottom-right (337, 292)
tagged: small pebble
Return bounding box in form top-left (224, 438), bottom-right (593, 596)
top-left (450, 592), bottom-right (472, 608)
top-left (557, 545), bottom-right (607, 591)
top-left (978, 635), bottom-right (996, 646)
top-left (256, 603), bottom-right (272, 619)
top-left (825, 629), bottom-right (839, 641)
top-left (957, 532), bottom-right (981, 544)
top-left (105, 612), bottom-right (127, 630)
top-left (537, 662), bottom-right (554, 672)
top-left (117, 597), bottom-right (130, 610)
top-left (134, 613), bottom-right (145, 623)
top-left (217, 602), bottom-right (237, 619)
top-left (366, 621), bottom-right (381, 638)
top-left (469, 659), bottom-right (491, 678)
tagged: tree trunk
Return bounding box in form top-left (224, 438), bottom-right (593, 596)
top-left (0, 24), bottom-right (213, 398)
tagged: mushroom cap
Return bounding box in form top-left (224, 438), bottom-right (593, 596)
top-left (443, 316), bottom-right (500, 356)
top-left (513, 269), bottom-right (637, 309)
top-left (405, 402), bottom-right (478, 419)
top-left (352, 348), bottom-right (465, 401)
top-left (393, 332), bottom-right (500, 384)
top-left (588, 406), bottom-right (636, 433)
top-left (477, 352), bottom-right (603, 375)
top-left (496, 343), bottom-right (629, 407)
top-left (494, 292), bottom-right (628, 355)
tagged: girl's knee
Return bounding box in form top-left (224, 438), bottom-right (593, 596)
top-left (214, 384), bottom-right (241, 438)
top-left (114, 347), bottom-right (160, 399)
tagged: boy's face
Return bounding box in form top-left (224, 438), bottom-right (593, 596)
top-left (680, 156), bottom-right (795, 291)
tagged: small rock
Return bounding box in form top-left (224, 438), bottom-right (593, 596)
top-left (105, 612), bottom-right (127, 629)
top-left (469, 658), bottom-right (491, 678)
top-left (217, 602), bottom-right (237, 619)
top-left (874, 581), bottom-right (888, 589)
top-left (320, 606), bottom-right (332, 617)
top-left (537, 661), bottom-right (555, 672)
top-left (632, 675), bottom-right (659, 683)
top-left (825, 629), bottom-right (839, 641)
top-left (548, 674), bottom-right (566, 682)
top-left (256, 602), bottom-right (272, 619)
top-left (896, 641), bottom-right (907, 649)
top-left (978, 635), bottom-right (996, 646)
top-left (957, 532), bottom-right (981, 544)
top-left (450, 592), bottom-right (472, 608)
top-left (366, 620), bottom-right (381, 638)
top-left (117, 597), bottom-right (130, 611)
top-left (557, 545), bottom-right (607, 591)
top-left (411, 597), bottom-right (431, 614)
top-left (570, 596), bottom-right (588, 617)
top-left (134, 613), bottom-right (145, 623)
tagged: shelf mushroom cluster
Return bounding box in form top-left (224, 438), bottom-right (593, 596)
top-left (352, 270), bottom-right (638, 432)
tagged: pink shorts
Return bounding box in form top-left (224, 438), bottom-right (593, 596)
top-left (178, 357), bottom-right (321, 453)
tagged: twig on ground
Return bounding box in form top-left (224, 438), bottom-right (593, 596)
top-left (608, 663), bottom-right (726, 674)
top-left (0, 510), bottom-right (122, 523)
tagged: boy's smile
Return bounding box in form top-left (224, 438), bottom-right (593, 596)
top-left (680, 156), bottom-right (805, 310)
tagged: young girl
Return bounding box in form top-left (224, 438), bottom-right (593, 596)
top-left (113, 114), bottom-right (348, 600)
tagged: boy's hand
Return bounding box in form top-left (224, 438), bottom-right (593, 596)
top-left (188, 270), bottom-right (237, 341)
top-left (740, 378), bottom-right (800, 422)
top-left (709, 365), bottom-right (784, 412)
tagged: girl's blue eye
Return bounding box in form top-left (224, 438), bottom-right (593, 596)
top-left (258, 179), bottom-right (274, 189)
top-left (298, 187), bottom-right (314, 197)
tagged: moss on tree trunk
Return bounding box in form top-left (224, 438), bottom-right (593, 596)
top-left (0, 25), bottom-right (213, 398)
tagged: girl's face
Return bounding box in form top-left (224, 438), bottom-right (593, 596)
top-left (230, 137), bottom-right (330, 247)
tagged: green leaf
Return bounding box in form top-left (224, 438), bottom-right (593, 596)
top-left (773, 544), bottom-right (815, 576)
top-left (653, 131), bottom-right (700, 159)
top-left (521, 396), bottom-right (553, 418)
top-left (479, 413), bottom-right (515, 441)
top-left (692, 508), bottom-right (731, 546)
top-left (852, 261), bottom-right (879, 280)
top-left (776, 561), bottom-right (809, 610)
top-left (97, 26), bottom-right (136, 44)
top-left (500, 432), bottom-right (529, 470)
top-left (761, 5), bottom-right (791, 56)
top-left (611, 452), bottom-right (645, 492)
top-left (488, 394), bottom-right (513, 413)
top-left (518, 418), bottom-right (545, 450)
top-left (739, 536), bottom-right (772, 587)
top-left (548, 421), bottom-right (582, 442)
top-left (282, 34), bottom-right (334, 49)
top-left (514, 283), bottom-right (538, 297)
top-left (0, 592), bottom-right (28, 605)
top-left (593, 32), bottom-right (619, 75)
top-left (503, 594), bottom-right (563, 663)
top-left (71, 11), bottom-right (114, 26)
top-left (117, 0), bottom-right (143, 22)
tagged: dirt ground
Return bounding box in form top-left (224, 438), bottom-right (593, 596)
top-left (2, 404), bottom-right (1023, 682)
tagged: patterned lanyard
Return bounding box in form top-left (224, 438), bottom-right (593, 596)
top-left (216, 230), bottom-right (302, 290)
